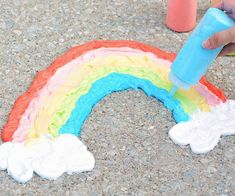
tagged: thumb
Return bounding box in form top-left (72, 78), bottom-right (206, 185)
top-left (203, 26), bottom-right (235, 49)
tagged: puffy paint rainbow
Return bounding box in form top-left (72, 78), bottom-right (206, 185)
top-left (1, 40), bottom-right (226, 142)
top-left (1, 40), bottom-right (234, 183)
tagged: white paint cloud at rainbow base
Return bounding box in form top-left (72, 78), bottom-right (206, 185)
top-left (0, 47), bottom-right (235, 183)
top-left (0, 134), bottom-right (95, 183)
top-left (169, 99), bottom-right (235, 154)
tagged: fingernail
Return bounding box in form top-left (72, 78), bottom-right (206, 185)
top-left (203, 40), bottom-right (211, 49)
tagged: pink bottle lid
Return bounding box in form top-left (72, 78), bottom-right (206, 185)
top-left (166, 0), bottom-right (198, 32)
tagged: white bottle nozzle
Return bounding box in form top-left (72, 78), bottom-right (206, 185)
top-left (170, 85), bottom-right (178, 96)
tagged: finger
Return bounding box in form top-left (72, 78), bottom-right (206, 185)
top-left (203, 27), bottom-right (235, 49)
top-left (230, 8), bottom-right (235, 19)
top-left (213, 2), bottom-right (224, 10)
top-left (219, 43), bottom-right (235, 56)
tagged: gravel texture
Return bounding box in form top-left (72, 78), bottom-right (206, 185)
top-left (0, 0), bottom-right (234, 195)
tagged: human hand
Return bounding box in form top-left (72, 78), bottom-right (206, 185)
top-left (203, 0), bottom-right (235, 56)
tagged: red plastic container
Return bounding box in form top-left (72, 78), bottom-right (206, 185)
top-left (166, 0), bottom-right (198, 32)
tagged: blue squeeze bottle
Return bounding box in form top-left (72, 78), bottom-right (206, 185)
top-left (169, 8), bottom-right (235, 95)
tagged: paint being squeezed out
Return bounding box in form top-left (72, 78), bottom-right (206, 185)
top-left (170, 85), bottom-right (178, 96)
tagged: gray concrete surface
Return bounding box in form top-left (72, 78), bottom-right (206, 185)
top-left (0, 0), bottom-right (234, 195)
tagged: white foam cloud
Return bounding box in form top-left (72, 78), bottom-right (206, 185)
top-left (0, 134), bottom-right (95, 183)
top-left (169, 100), bottom-right (235, 154)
